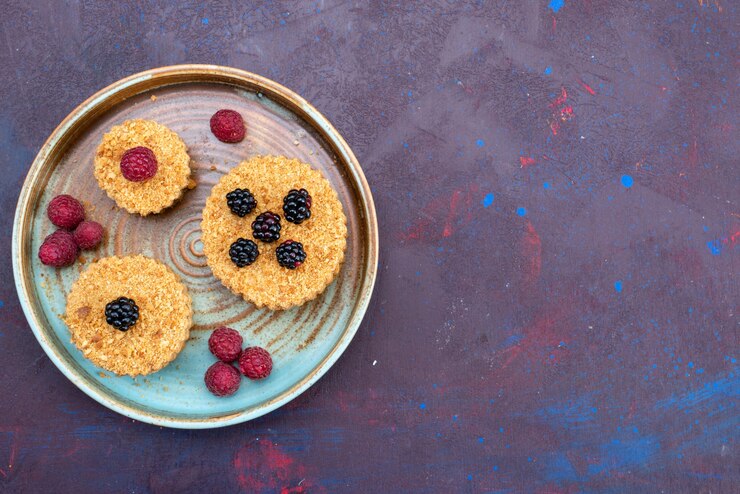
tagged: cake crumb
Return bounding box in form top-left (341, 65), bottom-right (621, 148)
top-left (150, 95), bottom-right (157, 102)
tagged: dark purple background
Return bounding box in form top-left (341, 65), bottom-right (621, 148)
top-left (1, 1), bottom-right (737, 492)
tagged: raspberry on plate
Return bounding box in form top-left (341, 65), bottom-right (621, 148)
top-left (120, 146), bottom-right (158, 182)
top-left (205, 361), bottom-right (241, 397)
top-left (73, 220), bottom-right (104, 249)
top-left (208, 326), bottom-right (244, 363)
top-left (38, 230), bottom-right (79, 267)
top-left (47, 194), bottom-right (85, 230)
top-left (210, 109), bottom-right (246, 143)
top-left (238, 346), bottom-right (273, 380)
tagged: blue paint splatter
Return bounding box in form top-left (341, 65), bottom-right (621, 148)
top-left (688, 362), bottom-right (694, 368)
top-left (544, 66), bottom-right (552, 75)
top-left (403, 142), bottom-right (409, 149)
top-left (407, 90), bottom-right (413, 97)
top-left (478, 437), bottom-right (484, 443)
top-left (493, 465), bottom-right (499, 471)
top-left (516, 207), bottom-right (527, 217)
top-left (543, 181), bottom-right (551, 189)
top-left (482, 193), bottom-right (495, 208)
top-left (0, 300), bottom-right (4, 309)
top-left (201, 17), bottom-right (209, 25)
top-left (548, 0), bottom-right (565, 13)
top-left (476, 139), bottom-right (485, 148)
top-left (621, 174), bottom-right (634, 188)
top-left (279, 19), bottom-right (286, 25)
top-left (467, 474), bottom-right (473, 481)
top-left (706, 239), bottom-right (722, 256)
top-left (499, 427), bottom-right (504, 433)
top-left (419, 403), bottom-right (426, 410)
top-left (614, 280), bottom-right (623, 293)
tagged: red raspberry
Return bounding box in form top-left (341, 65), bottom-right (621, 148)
top-left (120, 146), bottom-right (158, 182)
top-left (210, 109), bottom-right (246, 143)
top-left (208, 326), bottom-right (243, 363)
top-left (73, 221), bottom-right (104, 250)
top-left (38, 230), bottom-right (79, 267)
top-left (238, 346), bottom-right (273, 379)
top-left (47, 195), bottom-right (85, 230)
top-left (204, 362), bottom-right (241, 397)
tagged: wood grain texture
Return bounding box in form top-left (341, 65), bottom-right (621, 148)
top-left (0, 0), bottom-right (737, 492)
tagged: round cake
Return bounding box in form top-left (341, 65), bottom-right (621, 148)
top-left (94, 119), bottom-right (192, 215)
top-left (64, 255), bottom-right (193, 377)
top-left (201, 155), bottom-right (347, 310)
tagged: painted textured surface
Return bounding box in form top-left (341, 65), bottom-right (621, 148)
top-left (0, 1), bottom-right (737, 492)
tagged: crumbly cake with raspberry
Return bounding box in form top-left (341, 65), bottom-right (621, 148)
top-left (94, 119), bottom-right (192, 215)
top-left (200, 155), bottom-right (347, 310)
top-left (64, 255), bottom-right (192, 376)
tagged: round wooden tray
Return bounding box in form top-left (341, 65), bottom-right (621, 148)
top-left (12, 65), bottom-right (378, 428)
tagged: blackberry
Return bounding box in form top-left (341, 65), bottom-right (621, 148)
top-left (282, 188), bottom-right (312, 224)
top-left (226, 188), bottom-right (257, 217)
top-left (252, 211), bottom-right (281, 243)
top-left (229, 238), bottom-right (259, 267)
top-left (275, 240), bottom-right (307, 269)
top-left (105, 297), bottom-right (139, 331)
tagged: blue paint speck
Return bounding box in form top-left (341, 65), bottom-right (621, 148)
top-left (493, 465), bottom-right (499, 471)
top-left (407, 90), bottom-right (412, 97)
top-left (614, 280), bottom-right (623, 293)
top-left (688, 362), bottom-right (694, 368)
top-left (467, 474), bottom-right (473, 481)
top-left (415, 271), bottom-right (421, 276)
top-left (403, 142), bottom-right (409, 149)
top-left (499, 427), bottom-right (504, 433)
top-left (544, 66), bottom-right (552, 75)
top-left (476, 139), bottom-right (485, 148)
top-left (482, 193), bottom-right (495, 208)
top-left (478, 437), bottom-right (484, 443)
top-left (419, 403), bottom-right (426, 410)
top-left (707, 240), bottom-right (722, 256)
top-left (453, 415), bottom-right (458, 421)
top-left (549, 0), bottom-right (565, 13)
top-left (543, 181), bottom-right (551, 189)
top-left (201, 17), bottom-right (209, 25)
top-left (528, 456), bottom-right (533, 462)
top-left (621, 174), bottom-right (634, 188)
top-left (0, 300), bottom-right (4, 309)
top-left (516, 207), bottom-right (527, 217)
top-left (279, 19), bottom-right (286, 25)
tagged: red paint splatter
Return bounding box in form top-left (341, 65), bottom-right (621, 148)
top-left (548, 87), bottom-right (574, 136)
top-left (399, 184), bottom-right (479, 241)
top-left (0, 427), bottom-right (19, 480)
top-left (577, 78), bottom-right (596, 95)
top-left (551, 15), bottom-right (557, 33)
top-left (521, 221), bottom-right (542, 285)
top-left (519, 156), bottom-right (537, 167)
top-left (233, 441), bottom-right (323, 493)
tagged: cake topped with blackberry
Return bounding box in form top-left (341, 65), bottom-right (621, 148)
top-left (64, 255), bottom-right (193, 376)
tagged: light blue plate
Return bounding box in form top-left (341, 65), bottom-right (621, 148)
top-left (12, 65), bottom-right (378, 428)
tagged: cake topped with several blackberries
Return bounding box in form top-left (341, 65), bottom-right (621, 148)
top-left (200, 155), bottom-right (347, 310)
top-left (64, 255), bottom-right (193, 376)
